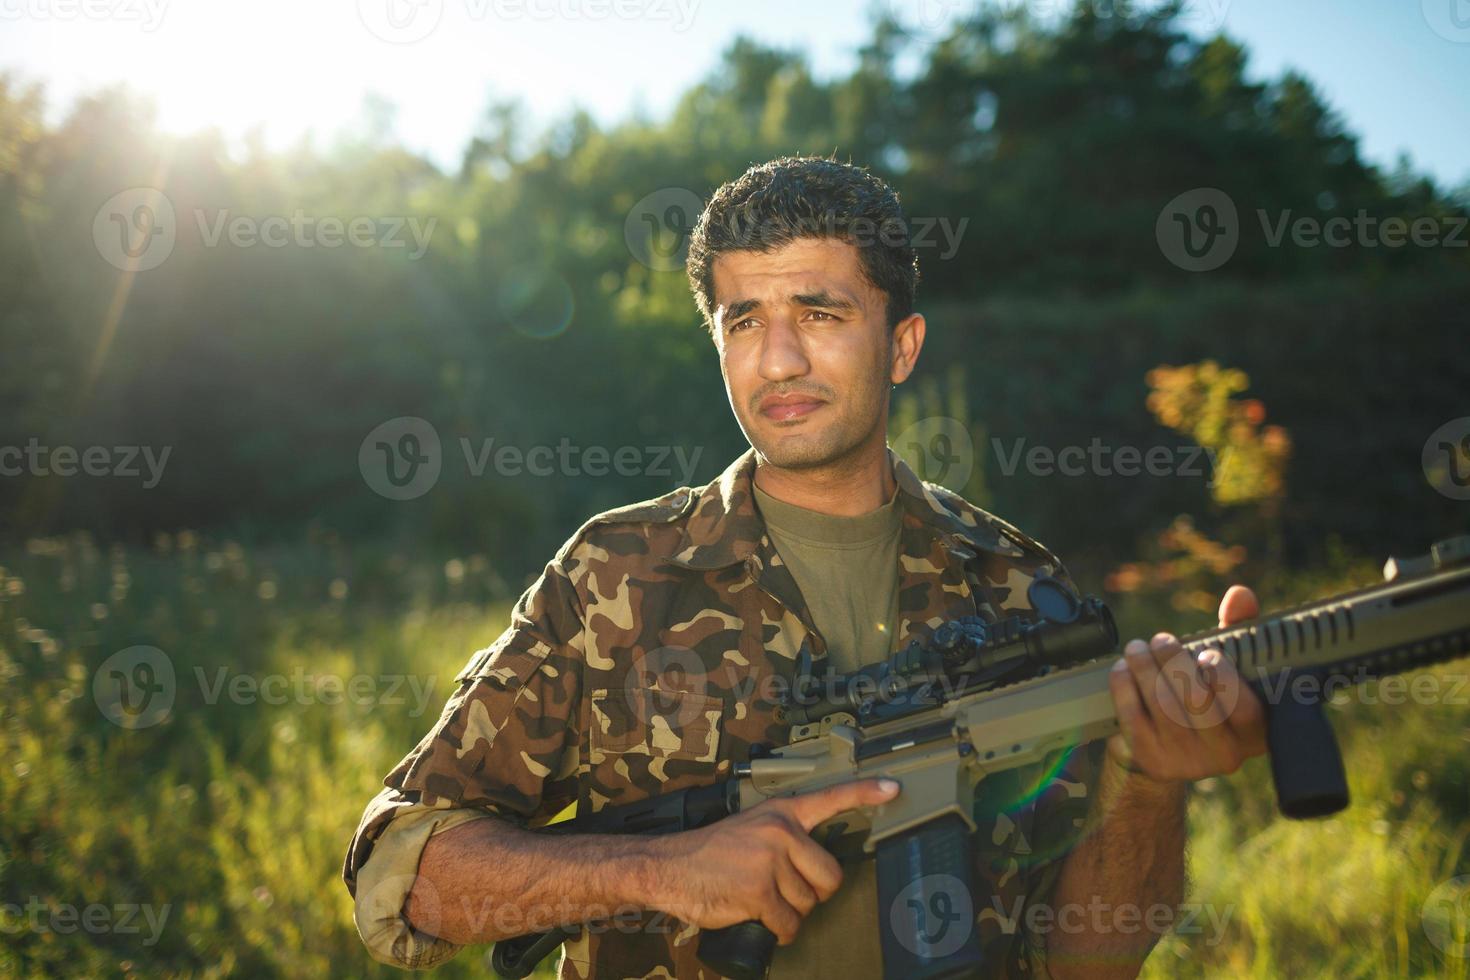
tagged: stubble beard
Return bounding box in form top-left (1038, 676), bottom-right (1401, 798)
top-left (740, 363), bottom-right (891, 472)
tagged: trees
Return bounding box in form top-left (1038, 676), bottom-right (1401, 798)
top-left (1, 3), bottom-right (1463, 576)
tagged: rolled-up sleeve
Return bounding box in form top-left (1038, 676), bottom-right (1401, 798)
top-left (351, 803), bottom-right (497, 968)
top-left (343, 556), bottom-right (586, 969)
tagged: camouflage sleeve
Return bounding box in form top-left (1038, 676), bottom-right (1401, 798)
top-left (974, 533), bottom-right (1110, 977)
top-left (1016, 739), bottom-right (1108, 979)
top-left (1014, 545), bottom-right (1111, 977)
top-left (342, 556), bottom-right (586, 968)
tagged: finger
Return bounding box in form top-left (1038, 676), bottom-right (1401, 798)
top-left (1109, 657), bottom-right (1158, 764)
top-left (1195, 646), bottom-right (1246, 718)
top-left (1123, 637), bottom-right (1169, 725)
top-left (1153, 638), bottom-right (1265, 776)
top-left (786, 778), bottom-right (900, 833)
top-left (1218, 585), bottom-right (1260, 628)
top-left (756, 892), bottom-right (804, 946)
top-left (1150, 634), bottom-right (1230, 734)
top-left (1199, 648), bottom-right (1267, 757)
top-left (1164, 644), bottom-right (1249, 774)
top-left (784, 831), bottom-right (844, 901)
top-left (1128, 639), bottom-right (1213, 775)
top-left (773, 853), bottom-right (819, 917)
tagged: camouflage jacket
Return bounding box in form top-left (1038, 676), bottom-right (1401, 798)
top-left (343, 447), bottom-right (1103, 979)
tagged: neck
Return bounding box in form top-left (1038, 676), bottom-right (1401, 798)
top-left (752, 435), bottom-right (896, 517)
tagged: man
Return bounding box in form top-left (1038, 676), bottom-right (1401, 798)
top-left (343, 157), bottom-right (1267, 979)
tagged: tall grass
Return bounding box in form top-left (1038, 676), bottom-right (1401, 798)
top-left (2, 535), bottom-right (1466, 978)
top-left (0, 533), bottom-right (509, 978)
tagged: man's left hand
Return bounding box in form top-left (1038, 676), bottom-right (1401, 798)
top-left (1107, 584), bottom-right (1269, 784)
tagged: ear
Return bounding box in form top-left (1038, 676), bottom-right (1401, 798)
top-left (889, 313), bottom-right (926, 385)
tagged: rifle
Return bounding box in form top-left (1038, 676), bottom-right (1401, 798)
top-left (490, 535), bottom-right (1470, 980)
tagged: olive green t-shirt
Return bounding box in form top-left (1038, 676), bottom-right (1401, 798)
top-left (752, 480), bottom-right (901, 980)
top-left (752, 481), bottom-right (904, 675)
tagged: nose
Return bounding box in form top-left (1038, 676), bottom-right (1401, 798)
top-left (758, 314), bottom-right (810, 383)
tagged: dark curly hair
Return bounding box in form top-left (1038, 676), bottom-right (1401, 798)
top-left (685, 156), bottom-right (920, 334)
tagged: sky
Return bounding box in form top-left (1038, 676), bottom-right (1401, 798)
top-left (1, 0), bottom-right (1467, 191)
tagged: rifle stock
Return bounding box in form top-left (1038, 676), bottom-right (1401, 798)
top-left (491, 535), bottom-right (1470, 979)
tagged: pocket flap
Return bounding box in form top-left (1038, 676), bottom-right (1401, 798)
top-left (454, 634), bottom-right (554, 688)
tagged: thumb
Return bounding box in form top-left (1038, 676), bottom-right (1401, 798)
top-left (1219, 584), bottom-right (1260, 628)
top-left (786, 778), bottom-right (901, 832)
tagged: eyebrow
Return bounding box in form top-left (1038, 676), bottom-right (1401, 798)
top-left (720, 298), bottom-right (761, 323)
top-left (793, 290), bottom-right (859, 313)
top-left (721, 290), bottom-right (860, 324)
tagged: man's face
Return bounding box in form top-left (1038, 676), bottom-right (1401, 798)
top-left (710, 237), bottom-right (916, 470)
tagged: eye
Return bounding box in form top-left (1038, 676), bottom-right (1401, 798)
top-left (727, 317), bottom-right (756, 333)
top-left (807, 310), bottom-right (837, 321)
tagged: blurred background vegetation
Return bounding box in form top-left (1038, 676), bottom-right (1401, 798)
top-left (1, 2), bottom-right (1468, 977)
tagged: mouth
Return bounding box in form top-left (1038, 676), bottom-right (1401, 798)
top-left (758, 394), bottom-right (827, 423)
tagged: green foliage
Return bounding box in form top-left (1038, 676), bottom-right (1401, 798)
top-left (1, 4), bottom-right (1465, 577)
top-left (0, 535), bottom-right (515, 978)
top-left (890, 362), bottom-right (992, 510)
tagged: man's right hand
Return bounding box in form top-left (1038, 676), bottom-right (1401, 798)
top-left (647, 778), bottom-right (901, 945)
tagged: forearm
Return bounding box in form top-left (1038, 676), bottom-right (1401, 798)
top-left (1040, 757), bottom-right (1188, 980)
top-left (407, 816), bottom-right (664, 945)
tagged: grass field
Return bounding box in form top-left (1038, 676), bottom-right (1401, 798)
top-left (2, 533), bottom-right (1467, 979)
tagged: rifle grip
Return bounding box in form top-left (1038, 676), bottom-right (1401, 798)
top-left (697, 920), bottom-right (778, 980)
top-left (874, 814), bottom-right (983, 980)
top-left (1259, 672), bottom-right (1350, 819)
top-left (490, 925), bottom-right (578, 978)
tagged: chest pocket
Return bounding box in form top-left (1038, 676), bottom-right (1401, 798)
top-left (588, 686), bottom-right (723, 764)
